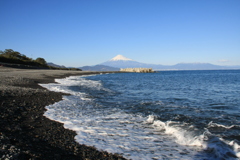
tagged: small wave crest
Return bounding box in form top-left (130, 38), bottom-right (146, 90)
top-left (208, 121), bottom-right (237, 129)
top-left (146, 115), bottom-right (205, 147)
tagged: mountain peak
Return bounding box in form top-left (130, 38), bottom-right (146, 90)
top-left (110, 55), bottom-right (133, 61)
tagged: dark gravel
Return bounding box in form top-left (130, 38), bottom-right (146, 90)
top-left (0, 67), bottom-right (125, 160)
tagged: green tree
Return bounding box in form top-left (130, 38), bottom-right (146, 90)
top-left (35, 57), bottom-right (47, 65)
top-left (0, 49), bottom-right (21, 59)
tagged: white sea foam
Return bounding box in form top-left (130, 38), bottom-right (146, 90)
top-left (147, 115), bottom-right (205, 147)
top-left (40, 75), bottom-right (240, 160)
top-left (208, 121), bottom-right (236, 129)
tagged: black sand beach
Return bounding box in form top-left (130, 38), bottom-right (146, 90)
top-left (0, 67), bottom-right (125, 160)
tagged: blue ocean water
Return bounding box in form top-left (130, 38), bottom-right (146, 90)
top-left (40, 70), bottom-right (240, 160)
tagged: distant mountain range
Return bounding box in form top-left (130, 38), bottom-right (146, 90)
top-left (80, 65), bottom-right (119, 71)
top-left (60, 54), bottom-right (239, 71)
top-left (97, 55), bottom-right (240, 71)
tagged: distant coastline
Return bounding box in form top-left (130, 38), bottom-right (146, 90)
top-left (120, 68), bottom-right (154, 73)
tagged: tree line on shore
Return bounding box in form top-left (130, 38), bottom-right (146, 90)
top-left (0, 49), bottom-right (81, 70)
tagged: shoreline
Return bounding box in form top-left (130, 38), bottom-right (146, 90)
top-left (0, 67), bottom-right (125, 159)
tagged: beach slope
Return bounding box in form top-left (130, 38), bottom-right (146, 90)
top-left (0, 67), bottom-right (124, 160)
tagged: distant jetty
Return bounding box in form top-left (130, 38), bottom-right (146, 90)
top-left (120, 68), bottom-right (154, 73)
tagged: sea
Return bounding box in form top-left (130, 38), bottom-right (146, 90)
top-left (40, 70), bottom-right (240, 160)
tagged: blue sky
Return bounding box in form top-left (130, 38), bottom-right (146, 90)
top-left (1, 0), bottom-right (239, 67)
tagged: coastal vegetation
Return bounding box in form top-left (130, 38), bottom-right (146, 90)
top-left (0, 49), bottom-right (81, 70)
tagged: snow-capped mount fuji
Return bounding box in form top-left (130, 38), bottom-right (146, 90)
top-left (101, 55), bottom-right (149, 68)
top-left (109, 55), bottom-right (133, 61)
